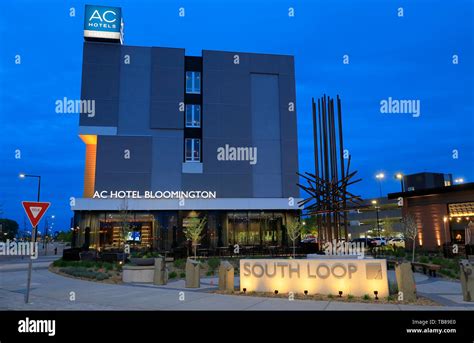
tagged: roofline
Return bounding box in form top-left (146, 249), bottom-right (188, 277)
top-left (387, 182), bottom-right (474, 199)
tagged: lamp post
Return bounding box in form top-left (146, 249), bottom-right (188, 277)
top-left (375, 173), bottom-right (385, 198)
top-left (372, 200), bottom-right (381, 237)
top-left (395, 173), bottom-right (404, 192)
top-left (19, 173), bottom-right (41, 304)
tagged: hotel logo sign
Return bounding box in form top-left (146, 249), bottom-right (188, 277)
top-left (240, 259), bottom-right (389, 297)
top-left (92, 190), bottom-right (217, 199)
top-left (84, 5), bottom-right (123, 41)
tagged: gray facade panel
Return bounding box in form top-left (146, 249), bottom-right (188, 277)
top-left (203, 138), bottom-right (254, 175)
top-left (219, 174), bottom-right (253, 197)
top-left (251, 74), bottom-right (281, 140)
top-left (94, 172), bottom-right (151, 192)
top-left (150, 101), bottom-right (183, 129)
top-left (119, 66), bottom-right (151, 102)
top-left (79, 99), bottom-right (119, 127)
top-left (253, 174), bottom-right (282, 198)
top-left (121, 46), bottom-right (152, 67)
top-left (281, 173), bottom-right (300, 198)
top-left (151, 130), bottom-right (183, 189)
top-left (202, 50), bottom-right (250, 71)
top-left (81, 64), bottom-right (121, 100)
top-left (96, 136), bottom-right (152, 174)
top-left (181, 173), bottom-right (221, 194)
top-left (83, 42), bottom-right (121, 65)
top-left (117, 101), bottom-right (150, 134)
top-left (95, 135), bottom-right (152, 192)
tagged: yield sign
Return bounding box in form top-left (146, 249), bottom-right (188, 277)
top-left (22, 201), bottom-right (51, 228)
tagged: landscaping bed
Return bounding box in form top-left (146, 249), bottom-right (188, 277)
top-left (49, 259), bottom-right (123, 284)
top-left (214, 290), bottom-right (439, 306)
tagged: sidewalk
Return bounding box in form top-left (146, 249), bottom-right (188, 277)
top-left (0, 267), bottom-right (473, 310)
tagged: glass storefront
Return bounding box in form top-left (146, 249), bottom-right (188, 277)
top-left (74, 210), bottom-right (298, 251)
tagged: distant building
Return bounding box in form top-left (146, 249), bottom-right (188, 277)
top-left (388, 181), bottom-right (474, 251)
top-left (402, 172), bottom-right (452, 192)
top-left (347, 198), bottom-right (402, 239)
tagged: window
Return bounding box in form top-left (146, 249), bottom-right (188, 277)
top-left (185, 138), bottom-right (200, 162)
top-left (185, 104), bottom-right (201, 128)
top-left (186, 71), bottom-right (201, 94)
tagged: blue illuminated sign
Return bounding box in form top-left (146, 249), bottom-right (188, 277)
top-left (84, 5), bottom-right (123, 41)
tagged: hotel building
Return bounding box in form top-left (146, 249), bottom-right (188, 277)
top-left (71, 5), bottom-right (301, 253)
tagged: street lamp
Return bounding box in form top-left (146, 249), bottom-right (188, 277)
top-left (395, 173), bottom-right (404, 192)
top-left (454, 178), bottom-right (464, 184)
top-left (19, 173), bottom-right (42, 234)
top-left (375, 173), bottom-right (385, 198)
top-left (371, 200), bottom-right (381, 238)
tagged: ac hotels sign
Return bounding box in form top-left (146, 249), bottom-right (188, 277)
top-left (240, 259), bottom-right (389, 297)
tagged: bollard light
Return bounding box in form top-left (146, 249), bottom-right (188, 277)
top-left (304, 290), bottom-right (308, 296)
top-left (274, 290), bottom-right (279, 295)
top-left (339, 291), bottom-right (343, 297)
top-left (243, 288), bottom-right (247, 294)
top-left (374, 290), bottom-right (379, 300)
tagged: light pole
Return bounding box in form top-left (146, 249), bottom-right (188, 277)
top-left (395, 173), bottom-right (404, 192)
top-left (19, 173), bottom-right (41, 304)
top-left (375, 173), bottom-right (385, 198)
top-left (372, 200), bottom-right (381, 237)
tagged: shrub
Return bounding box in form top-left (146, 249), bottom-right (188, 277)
top-left (207, 258), bottom-right (220, 271)
top-left (174, 259), bottom-right (186, 269)
top-left (386, 295), bottom-right (395, 301)
top-left (363, 294), bottom-right (371, 300)
top-left (180, 272), bottom-right (186, 278)
top-left (419, 256), bottom-right (429, 263)
top-left (327, 294), bottom-right (334, 299)
top-left (169, 271), bottom-right (178, 279)
top-left (347, 294), bottom-right (354, 300)
top-left (389, 281), bottom-right (399, 295)
top-left (206, 271), bottom-right (214, 276)
top-left (59, 267), bottom-right (109, 280)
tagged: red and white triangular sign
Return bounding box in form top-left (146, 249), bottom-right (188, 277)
top-left (22, 201), bottom-right (51, 228)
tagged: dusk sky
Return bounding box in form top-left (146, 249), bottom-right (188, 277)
top-left (1, 0), bottom-right (473, 233)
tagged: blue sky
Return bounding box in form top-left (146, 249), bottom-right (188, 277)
top-left (0, 0), bottom-right (473, 233)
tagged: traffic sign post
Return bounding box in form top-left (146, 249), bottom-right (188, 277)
top-left (21, 201), bottom-right (50, 304)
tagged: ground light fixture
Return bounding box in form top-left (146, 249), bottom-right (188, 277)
top-left (274, 290), bottom-right (279, 295)
top-left (304, 290), bottom-right (308, 296)
top-left (339, 291), bottom-right (343, 297)
top-left (243, 288), bottom-right (247, 294)
top-left (374, 290), bottom-right (379, 300)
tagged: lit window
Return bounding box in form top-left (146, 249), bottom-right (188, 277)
top-left (186, 71), bottom-right (201, 94)
top-left (185, 138), bottom-right (200, 162)
top-left (185, 105), bottom-right (201, 128)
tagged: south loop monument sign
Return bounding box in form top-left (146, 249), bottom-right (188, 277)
top-left (240, 259), bottom-right (389, 297)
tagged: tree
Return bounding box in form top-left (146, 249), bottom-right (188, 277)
top-left (286, 221), bottom-right (303, 258)
top-left (183, 217), bottom-right (207, 259)
top-left (402, 214), bottom-right (418, 262)
top-left (0, 219), bottom-right (19, 241)
top-left (56, 230), bottom-right (72, 242)
top-left (382, 218), bottom-right (395, 238)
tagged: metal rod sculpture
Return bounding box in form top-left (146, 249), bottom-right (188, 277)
top-left (298, 95), bottom-right (363, 244)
